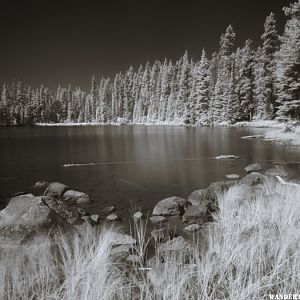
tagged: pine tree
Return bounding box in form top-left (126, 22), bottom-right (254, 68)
top-left (177, 51), bottom-right (191, 123)
top-left (196, 50), bottom-right (211, 125)
top-left (212, 26), bottom-right (236, 124)
top-left (15, 81), bottom-right (25, 125)
top-left (139, 63), bottom-right (150, 122)
top-left (147, 61), bottom-right (161, 123)
top-left (259, 12), bottom-right (280, 119)
top-left (90, 75), bottom-right (97, 121)
top-left (276, 0), bottom-right (300, 121)
top-left (253, 47), bottom-right (266, 119)
top-left (123, 66), bottom-right (135, 121)
top-left (0, 83), bottom-right (9, 124)
top-left (238, 40), bottom-right (255, 121)
top-left (219, 25), bottom-right (236, 56)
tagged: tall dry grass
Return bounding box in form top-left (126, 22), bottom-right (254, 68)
top-left (1, 179), bottom-right (300, 299)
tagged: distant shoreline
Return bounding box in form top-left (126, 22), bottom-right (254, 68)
top-left (2, 120), bottom-right (300, 147)
top-left (34, 120), bottom-right (286, 128)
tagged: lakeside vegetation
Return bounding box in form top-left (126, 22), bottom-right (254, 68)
top-left (0, 1), bottom-right (299, 127)
top-left (1, 177), bottom-right (300, 299)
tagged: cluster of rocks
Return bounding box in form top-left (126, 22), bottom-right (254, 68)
top-left (0, 161), bottom-right (288, 262)
top-left (143, 163), bottom-right (289, 266)
top-left (0, 182), bottom-right (100, 248)
top-left (149, 180), bottom-right (234, 238)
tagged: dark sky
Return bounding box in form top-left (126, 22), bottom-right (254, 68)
top-left (0, 0), bottom-right (293, 90)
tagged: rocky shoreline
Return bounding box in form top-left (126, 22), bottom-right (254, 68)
top-left (0, 163), bottom-right (291, 256)
top-left (2, 162), bottom-right (300, 299)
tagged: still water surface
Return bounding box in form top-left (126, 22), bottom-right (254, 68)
top-left (0, 126), bottom-right (299, 215)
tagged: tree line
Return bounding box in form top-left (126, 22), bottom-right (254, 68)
top-left (0, 1), bottom-right (299, 126)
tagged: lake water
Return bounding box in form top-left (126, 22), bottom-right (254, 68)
top-left (0, 126), bottom-right (299, 216)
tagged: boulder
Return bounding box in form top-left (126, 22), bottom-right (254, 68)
top-left (42, 196), bottom-right (84, 225)
top-left (109, 232), bottom-right (136, 246)
top-left (244, 163), bottom-right (262, 172)
top-left (207, 181), bottom-right (236, 199)
top-left (158, 236), bottom-right (189, 252)
top-left (0, 195), bottom-right (50, 229)
top-left (205, 181), bottom-right (236, 207)
top-left (188, 189), bottom-right (207, 206)
top-left (34, 181), bottom-right (50, 189)
top-left (0, 194), bottom-right (71, 247)
top-left (183, 205), bottom-right (210, 224)
top-left (152, 196), bottom-right (189, 216)
top-left (44, 182), bottom-right (69, 198)
top-left (239, 172), bottom-right (268, 186)
top-left (188, 181), bottom-right (235, 214)
top-left (184, 224), bottom-right (202, 233)
top-left (106, 213), bottom-right (121, 222)
top-left (63, 190), bottom-right (90, 204)
top-left (150, 216), bottom-right (167, 225)
top-left (151, 228), bottom-right (173, 243)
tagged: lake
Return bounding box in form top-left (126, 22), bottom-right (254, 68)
top-left (0, 125), bottom-right (299, 216)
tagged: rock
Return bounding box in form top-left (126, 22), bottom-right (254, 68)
top-left (265, 167), bottom-right (288, 177)
top-left (109, 232), bottom-right (136, 246)
top-left (90, 214), bottom-right (100, 224)
top-left (188, 181), bottom-right (235, 215)
top-left (106, 213), bottom-right (121, 222)
top-left (239, 172), bottom-right (268, 186)
top-left (244, 163), bottom-right (262, 172)
top-left (150, 216), bottom-right (167, 225)
top-left (133, 211), bottom-right (143, 221)
top-left (63, 190), bottom-right (90, 204)
top-left (151, 228), bottom-right (173, 243)
top-left (206, 181), bottom-right (236, 204)
top-left (34, 181), bottom-right (50, 189)
top-left (44, 182), bottom-right (69, 198)
top-left (188, 189), bottom-right (207, 206)
top-left (215, 154), bottom-right (239, 160)
top-left (158, 236), bottom-right (189, 252)
top-left (0, 194), bottom-right (71, 247)
top-left (241, 135), bottom-right (263, 139)
top-left (226, 174), bottom-right (240, 180)
top-left (0, 195), bottom-right (49, 228)
top-left (10, 191), bottom-right (28, 197)
top-left (99, 206), bottom-right (115, 215)
top-left (110, 244), bottom-right (131, 261)
top-left (183, 205), bottom-right (210, 224)
top-left (184, 224), bottom-right (202, 233)
top-left (42, 196), bottom-right (84, 225)
top-left (152, 196), bottom-right (189, 216)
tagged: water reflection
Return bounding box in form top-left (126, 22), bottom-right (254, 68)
top-left (0, 126), bottom-right (299, 213)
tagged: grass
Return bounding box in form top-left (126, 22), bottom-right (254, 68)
top-left (1, 179), bottom-right (300, 299)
